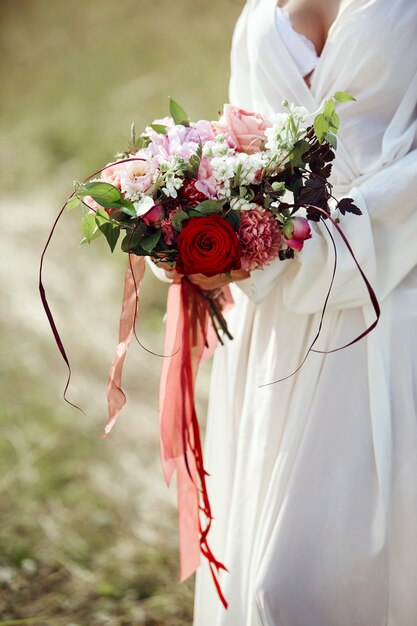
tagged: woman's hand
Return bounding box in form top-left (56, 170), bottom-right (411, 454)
top-left (188, 269), bottom-right (250, 291)
top-left (151, 258), bottom-right (250, 289)
top-left (152, 259), bottom-right (183, 281)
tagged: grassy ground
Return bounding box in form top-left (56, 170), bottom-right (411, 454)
top-left (0, 0), bottom-right (242, 623)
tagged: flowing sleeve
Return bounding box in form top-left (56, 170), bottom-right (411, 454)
top-left (282, 147), bottom-right (417, 313)
top-left (235, 147), bottom-right (417, 309)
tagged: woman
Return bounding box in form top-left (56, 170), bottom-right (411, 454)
top-left (158, 0), bottom-right (417, 623)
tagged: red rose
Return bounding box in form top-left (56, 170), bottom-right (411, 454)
top-left (179, 178), bottom-right (208, 207)
top-left (176, 215), bottom-right (242, 277)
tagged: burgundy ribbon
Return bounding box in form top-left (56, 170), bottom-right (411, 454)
top-left (261, 205), bottom-right (380, 387)
top-left (38, 157), bottom-right (146, 409)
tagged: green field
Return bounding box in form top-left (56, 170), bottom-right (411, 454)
top-left (0, 1), bottom-right (241, 623)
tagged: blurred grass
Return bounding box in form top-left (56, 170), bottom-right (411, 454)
top-left (0, 0), bottom-right (242, 623)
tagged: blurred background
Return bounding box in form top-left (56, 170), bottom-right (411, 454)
top-left (0, 0), bottom-right (242, 623)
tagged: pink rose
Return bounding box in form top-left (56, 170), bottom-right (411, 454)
top-left (142, 204), bottom-right (164, 225)
top-left (213, 105), bottom-right (271, 154)
top-left (101, 162), bottom-right (122, 189)
top-left (284, 217), bottom-right (312, 252)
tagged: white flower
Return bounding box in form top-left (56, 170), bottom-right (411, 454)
top-left (203, 138), bottom-right (231, 158)
top-left (162, 175), bottom-right (183, 198)
top-left (133, 194), bottom-right (154, 217)
top-left (289, 103), bottom-right (309, 120)
top-left (230, 197), bottom-right (256, 212)
top-left (211, 155), bottom-right (238, 182)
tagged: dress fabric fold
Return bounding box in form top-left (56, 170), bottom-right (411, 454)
top-left (193, 1), bottom-right (417, 625)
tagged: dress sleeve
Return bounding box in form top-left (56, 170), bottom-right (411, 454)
top-left (283, 148), bottom-right (417, 313)
top-left (236, 148), bottom-right (417, 310)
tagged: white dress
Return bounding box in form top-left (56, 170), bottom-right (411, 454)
top-left (193, 1), bottom-right (417, 625)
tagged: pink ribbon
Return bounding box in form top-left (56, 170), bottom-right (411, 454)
top-left (104, 260), bottom-right (231, 607)
top-left (159, 278), bottom-right (230, 607)
top-left (103, 254), bottom-right (145, 437)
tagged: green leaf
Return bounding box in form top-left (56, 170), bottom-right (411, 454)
top-left (80, 227), bottom-right (103, 246)
top-left (77, 181), bottom-right (124, 210)
top-left (66, 196), bottom-right (80, 211)
top-left (98, 222), bottom-right (120, 252)
top-left (121, 225), bottom-right (147, 253)
top-left (120, 198), bottom-right (137, 217)
top-left (313, 113), bottom-right (329, 144)
top-left (224, 211), bottom-right (240, 230)
top-left (140, 230), bottom-right (162, 252)
top-left (169, 97), bottom-right (189, 127)
top-left (171, 209), bottom-right (189, 232)
top-left (329, 111), bottom-right (340, 132)
top-left (289, 139), bottom-right (310, 168)
top-left (150, 123), bottom-right (168, 134)
top-left (333, 91), bottom-right (357, 103)
top-left (323, 99), bottom-right (336, 120)
top-left (193, 200), bottom-right (223, 215)
top-left (325, 132), bottom-right (338, 150)
top-left (245, 187), bottom-right (255, 202)
top-left (80, 213), bottom-right (97, 243)
top-left (186, 142), bottom-right (203, 177)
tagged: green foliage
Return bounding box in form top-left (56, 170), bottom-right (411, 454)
top-left (334, 91), bottom-right (357, 102)
top-left (65, 196), bottom-right (80, 211)
top-left (186, 142), bottom-right (203, 177)
top-left (150, 123), bottom-right (168, 134)
top-left (121, 224), bottom-right (147, 252)
top-left (140, 229), bottom-right (162, 252)
top-left (192, 200), bottom-right (223, 215)
top-left (326, 131), bottom-right (338, 149)
top-left (77, 181), bottom-right (123, 210)
top-left (313, 113), bottom-right (329, 144)
top-left (169, 97), bottom-right (190, 127)
top-left (289, 139), bottom-right (310, 168)
top-left (225, 210), bottom-right (240, 230)
top-left (171, 209), bottom-right (189, 232)
top-left (80, 212), bottom-right (97, 243)
top-left (313, 91), bottom-right (356, 144)
top-left (98, 222), bottom-right (120, 252)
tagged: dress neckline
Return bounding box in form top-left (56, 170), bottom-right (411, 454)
top-left (275, 4), bottom-right (319, 58)
top-left (271, 0), bottom-right (354, 96)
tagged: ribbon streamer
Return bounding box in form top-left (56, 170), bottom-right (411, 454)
top-left (103, 254), bottom-right (145, 437)
top-left (159, 278), bottom-right (230, 607)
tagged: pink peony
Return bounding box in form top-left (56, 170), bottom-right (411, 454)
top-left (213, 105), bottom-right (271, 154)
top-left (189, 119), bottom-right (216, 144)
top-left (145, 122), bottom-right (216, 165)
top-left (284, 217), bottom-right (312, 252)
top-left (195, 156), bottom-right (218, 199)
top-left (237, 207), bottom-right (281, 270)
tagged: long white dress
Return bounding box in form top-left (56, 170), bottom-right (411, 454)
top-left (193, 1), bottom-right (417, 625)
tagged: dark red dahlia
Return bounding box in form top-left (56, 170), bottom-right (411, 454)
top-left (179, 178), bottom-right (207, 207)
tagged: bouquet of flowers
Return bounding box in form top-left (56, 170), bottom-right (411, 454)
top-left (41, 94), bottom-right (379, 608)
top-left (72, 94), bottom-right (360, 283)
